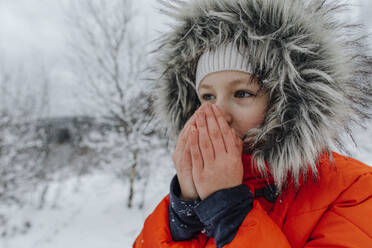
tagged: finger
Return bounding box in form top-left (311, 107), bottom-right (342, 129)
top-left (189, 126), bottom-right (203, 174)
top-left (232, 128), bottom-right (243, 152)
top-left (211, 104), bottom-right (236, 155)
top-left (195, 103), bottom-right (210, 116)
top-left (205, 104), bottom-right (227, 153)
top-left (179, 112), bottom-right (199, 140)
top-left (231, 129), bottom-right (239, 146)
top-left (173, 114), bottom-right (198, 167)
top-left (189, 103), bottom-right (206, 121)
top-left (195, 111), bottom-right (215, 163)
top-left (175, 124), bottom-right (191, 156)
top-left (183, 139), bottom-right (192, 165)
top-left (184, 113), bottom-right (197, 128)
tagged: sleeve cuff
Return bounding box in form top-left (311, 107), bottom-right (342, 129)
top-left (168, 175), bottom-right (204, 241)
top-left (194, 184), bottom-right (253, 248)
top-left (170, 175), bottom-right (201, 210)
top-left (194, 184), bottom-right (252, 222)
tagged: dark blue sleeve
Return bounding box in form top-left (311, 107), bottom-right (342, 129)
top-left (194, 184), bottom-right (253, 248)
top-left (168, 175), bottom-right (203, 241)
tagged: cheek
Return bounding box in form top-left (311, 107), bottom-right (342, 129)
top-left (241, 112), bottom-right (265, 128)
top-left (235, 104), bottom-right (267, 130)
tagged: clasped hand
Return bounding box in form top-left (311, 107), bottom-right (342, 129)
top-left (172, 103), bottom-right (243, 200)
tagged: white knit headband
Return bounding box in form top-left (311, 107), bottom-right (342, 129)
top-left (195, 42), bottom-right (253, 92)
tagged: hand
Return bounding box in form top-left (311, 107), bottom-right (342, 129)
top-left (189, 103), bottom-right (243, 200)
top-left (172, 115), bottom-right (199, 200)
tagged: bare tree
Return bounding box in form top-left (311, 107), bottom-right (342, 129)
top-left (66, 0), bottom-right (159, 208)
top-left (0, 60), bottom-right (51, 207)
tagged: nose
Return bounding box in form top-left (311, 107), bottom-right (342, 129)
top-left (214, 100), bottom-right (233, 126)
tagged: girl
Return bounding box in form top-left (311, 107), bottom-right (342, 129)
top-left (134, 0), bottom-right (372, 247)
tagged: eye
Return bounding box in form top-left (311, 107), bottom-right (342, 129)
top-left (201, 94), bottom-right (216, 101)
top-left (234, 90), bottom-right (253, 98)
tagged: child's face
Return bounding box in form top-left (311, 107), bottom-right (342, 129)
top-left (198, 70), bottom-right (268, 138)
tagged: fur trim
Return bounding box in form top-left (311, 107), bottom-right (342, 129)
top-left (152, 0), bottom-right (372, 191)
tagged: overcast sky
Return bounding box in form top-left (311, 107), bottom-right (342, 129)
top-left (0, 0), bottom-right (371, 117)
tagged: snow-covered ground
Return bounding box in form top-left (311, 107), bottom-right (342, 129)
top-left (0, 156), bottom-right (175, 248)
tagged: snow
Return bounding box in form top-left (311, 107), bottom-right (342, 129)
top-left (341, 122), bottom-right (372, 166)
top-left (0, 159), bottom-right (175, 248)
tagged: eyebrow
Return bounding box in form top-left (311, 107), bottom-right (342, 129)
top-left (199, 78), bottom-right (251, 90)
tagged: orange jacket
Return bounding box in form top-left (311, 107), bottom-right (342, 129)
top-left (133, 152), bottom-right (372, 247)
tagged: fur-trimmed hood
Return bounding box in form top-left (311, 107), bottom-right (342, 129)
top-left (152, 0), bottom-right (372, 190)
